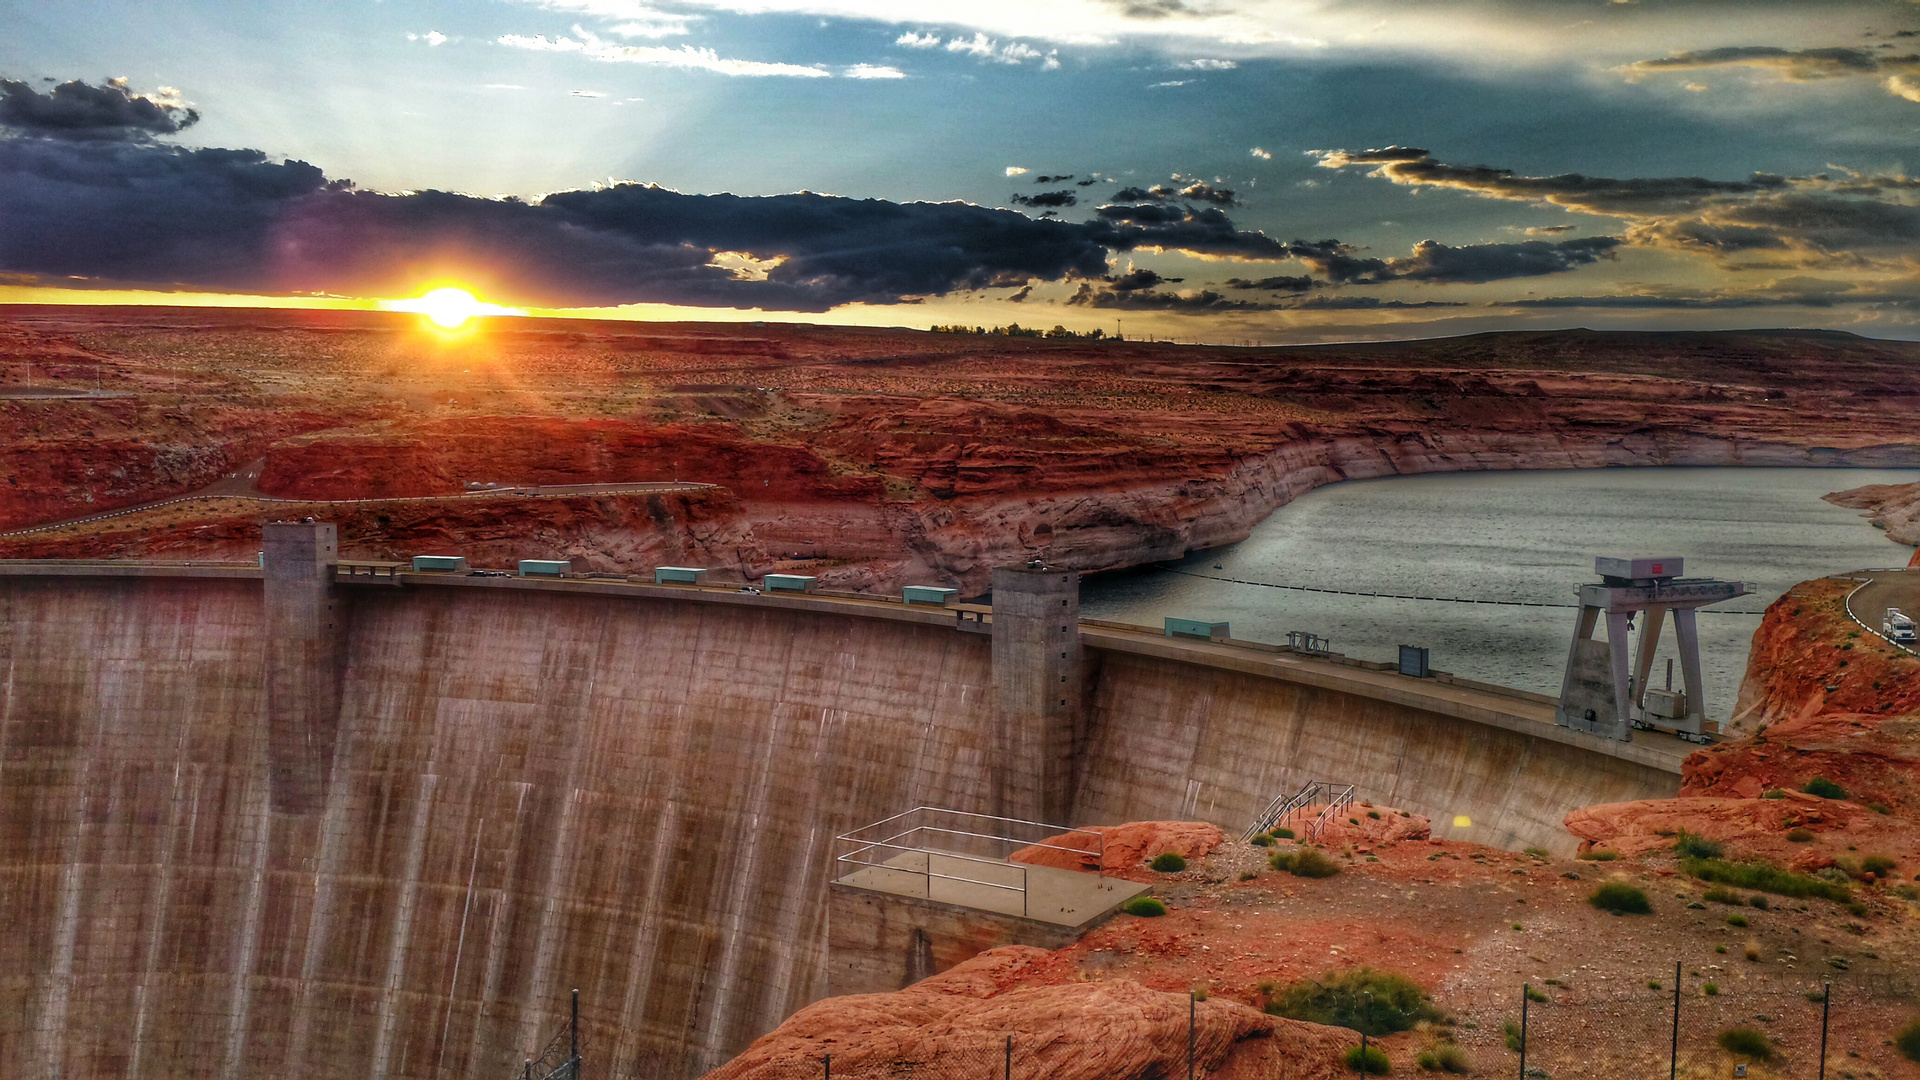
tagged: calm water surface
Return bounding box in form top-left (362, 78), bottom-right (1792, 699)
top-left (1080, 468), bottom-right (1920, 720)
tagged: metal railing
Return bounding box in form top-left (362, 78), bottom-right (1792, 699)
top-left (1243, 781), bottom-right (1354, 841)
top-left (834, 807), bottom-right (1106, 920)
top-left (1304, 785), bottom-right (1357, 843)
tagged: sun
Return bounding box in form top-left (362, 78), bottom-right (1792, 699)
top-left (416, 287), bottom-right (486, 329)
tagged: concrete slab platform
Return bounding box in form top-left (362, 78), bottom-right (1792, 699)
top-left (835, 848), bottom-right (1148, 928)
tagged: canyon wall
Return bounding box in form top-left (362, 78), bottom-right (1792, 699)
top-left (0, 570), bottom-right (1681, 1079)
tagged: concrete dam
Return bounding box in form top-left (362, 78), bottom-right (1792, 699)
top-left (0, 529), bottom-right (1690, 1079)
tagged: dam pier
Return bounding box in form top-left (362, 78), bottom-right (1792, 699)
top-left (0, 526), bottom-right (1692, 1078)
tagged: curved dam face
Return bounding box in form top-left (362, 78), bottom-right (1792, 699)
top-left (0, 560), bottom-right (1686, 1078)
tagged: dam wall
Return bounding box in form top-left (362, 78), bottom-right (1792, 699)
top-left (0, 566), bottom-right (1685, 1079)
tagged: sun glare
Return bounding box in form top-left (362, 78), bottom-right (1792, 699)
top-left (418, 287), bottom-right (484, 328)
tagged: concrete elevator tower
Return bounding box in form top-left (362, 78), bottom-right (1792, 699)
top-left (989, 565), bottom-right (1082, 823)
top-left (263, 520), bottom-right (342, 813)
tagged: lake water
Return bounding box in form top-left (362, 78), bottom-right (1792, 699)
top-left (1080, 467), bottom-right (1920, 720)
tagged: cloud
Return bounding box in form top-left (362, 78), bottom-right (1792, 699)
top-left (1249, 147), bottom-right (1272, 160)
top-left (569, 89), bottom-right (609, 96)
top-left (1387, 236), bottom-right (1623, 283)
top-left (1525, 224), bottom-right (1575, 234)
top-left (507, 0), bottom-right (696, 37)
top-left (498, 30), bottom-right (831, 77)
top-left (946, 32), bottom-right (996, 57)
top-left (1034, 174), bottom-right (1074, 184)
top-left (1066, 282), bottom-right (1275, 311)
top-left (0, 78), bottom-right (199, 140)
top-left (408, 30), bottom-right (450, 46)
top-left (0, 125), bottom-right (1327, 312)
top-left (1315, 145), bottom-right (1920, 269)
top-left (1226, 274), bottom-right (1314, 292)
top-left (1620, 45), bottom-right (1920, 102)
top-left (844, 64), bottom-right (906, 78)
top-left (1105, 267), bottom-right (1181, 290)
top-left (1177, 58), bottom-right (1237, 70)
top-left (896, 31), bottom-right (941, 48)
top-left (1890, 74), bottom-right (1920, 102)
top-left (1005, 166), bottom-right (1029, 177)
top-left (1110, 181), bottom-right (1236, 206)
top-left (1286, 296), bottom-right (1466, 310)
top-left (1012, 189), bottom-right (1078, 208)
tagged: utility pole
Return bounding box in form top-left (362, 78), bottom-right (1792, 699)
top-left (1518, 985), bottom-right (1528, 1080)
top-left (1670, 961), bottom-right (1681, 1080)
top-left (1819, 982), bottom-right (1831, 1080)
top-left (1189, 990), bottom-right (1196, 1080)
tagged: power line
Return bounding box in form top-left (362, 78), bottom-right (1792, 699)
top-left (1153, 564), bottom-right (1771, 615)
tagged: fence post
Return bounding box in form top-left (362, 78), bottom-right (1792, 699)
top-left (1820, 982), bottom-right (1831, 1080)
top-left (1670, 961), bottom-right (1680, 1080)
top-left (823, 1052), bottom-right (831, 1080)
top-left (571, 988), bottom-right (580, 1078)
top-left (1005, 1033), bottom-right (1012, 1080)
top-left (1518, 984), bottom-right (1528, 1080)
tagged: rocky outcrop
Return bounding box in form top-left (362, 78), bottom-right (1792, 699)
top-left (1011, 821), bottom-right (1225, 873)
top-left (1828, 481), bottom-right (1920, 551)
top-left (701, 946), bottom-right (1357, 1080)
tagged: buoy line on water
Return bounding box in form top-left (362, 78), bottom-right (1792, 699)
top-left (1153, 564), bottom-right (1771, 616)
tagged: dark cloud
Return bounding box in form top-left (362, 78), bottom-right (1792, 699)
top-left (1105, 267), bottom-right (1182, 291)
top-left (1089, 203), bottom-right (1291, 259)
top-left (1012, 189), bottom-right (1078, 208)
top-left (0, 78), bottom-right (199, 139)
top-left (1110, 181), bottom-right (1237, 206)
top-left (1066, 282), bottom-right (1273, 310)
top-left (1282, 238), bottom-right (1391, 284)
top-left (1287, 296), bottom-right (1467, 310)
top-left (1498, 294), bottom-right (1796, 310)
top-left (1033, 174), bottom-right (1074, 184)
top-left (1315, 146), bottom-right (1920, 270)
top-left (0, 129), bottom-right (1305, 310)
top-left (1226, 274), bottom-right (1315, 293)
top-left (1389, 236), bottom-right (1622, 283)
top-left (1621, 46), bottom-right (1920, 85)
top-left (1075, 178), bottom-right (1098, 187)
top-left (1111, 0), bottom-right (1192, 18)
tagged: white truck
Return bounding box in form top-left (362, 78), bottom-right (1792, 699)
top-left (1885, 608), bottom-right (1917, 645)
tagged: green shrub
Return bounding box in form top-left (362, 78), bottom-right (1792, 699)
top-left (1702, 886), bottom-right (1743, 905)
top-left (1269, 851), bottom-right (1294, 872)
top-left (1787, 828), bottom-right (1815, 843)
top-left (1250, 834), bottom-right (1273, 847)
top-left (1681, 857), bottom-right (1851, 902)
top-left (1525, 986), bottom-right (1548, 1002)
top-left (1289, 848), bottom-right (1342, 879)
top-left (1869, 802), bottom-right (1892, 815)
top-left (1749, 895), bottom-right (1769, 910)
top-left (1345, 1045), bottom-right (1390, 1075)
top-left (1647, 981), bottom-right (1661, 991)
top-left (1122, 896), bottom-right (1167, 917)
top-left (1715, 944), bottom-right (1728, 955)
top-left (1803, 777), bottom-right (1847, 800)
top-left (1150, 852), bottom-right (1188, 873)
top-left (1266, 968), bottom-right (1441, 1036)
top-left (1863, 855), bottom-right (1898, 876)
top-left (1577, 849), bottom-right (1618, 861)
top-left (1897, 1019), bottom-right (1920, 1063)
top-left (1524, 847), bottom-right (1549, 858)
top-left (1273, 827), bottom-right (1295, 839)
top-left (1762, 789), bottom-right (1786, 799)
top-left (1368, 810), bottom-right (1382, 820)
top-left (1703, 983), bottom-right (1720, 996)
top-left (1504, 1019), bottom-right (1523, 1051)
top-left (1717, 1028), bottom-right (1772, 1060)
top-left (1589, 883), bottom-right (1652, 914)
top-left (1727, 913), bottom-right (1748, 927)
top-left (1417, 1044), bottom-right (1469, 1073)
top-left (1674, 832), bottom-right (1725, 860)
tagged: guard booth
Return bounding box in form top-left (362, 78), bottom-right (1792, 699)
top-left (1555, 557), bottom-right (1747, 743)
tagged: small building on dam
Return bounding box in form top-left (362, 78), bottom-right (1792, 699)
top-left (0, 522), bottom-right (1688, 1079)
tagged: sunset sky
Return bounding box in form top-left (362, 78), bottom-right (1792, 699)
top-left (3, 0), bottom-right (1919, 341)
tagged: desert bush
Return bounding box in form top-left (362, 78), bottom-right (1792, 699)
top-left (1727, 913), bottom-right (1748, 927)
top-left (1744, 940), bottom-right (1762, 961)
top-left (1897, 1019), bottom-right (1920, 1063)
top-left (1239, 871), bottom-right (1258, 881)
top-left (1269, 851), bottom-right (1294, 872)
top-left (1703, 983), bottom-right (1720, 996)
top-left (1273, 827), bottom-right (1295, 839)
top-left (1673, 831), bottom-right (1724, 859)
top-left (1503, 1020), bottom-right (1523, 1051)
top-left (1762, 789), bottom-right (1786, 799)
top-left (1122, 896), bottom-right (1167, 917)
top-left (1368, 810), bottom-right (1382, 820)
top-left (1150, 852), bottom-right (1188, 873)
top-left (1524, 847), bottom-right (1549, 858)
top-left (1289, 848), bottom-right (1342, 879)
top-left (1251, 833), bottom-right (1273, 847)
top-left (1267, 968), bottom-right (1441, 1036)
top-left (1863, 855), bottom-right (1898, 876)
top-left (1749, 895), bottom-right (1770, 910)
top-left (1417, 1044), bottom-right (1470, 1073)
top-left (1682, 857), bottom-right (1851, 902)
top-left (1525, 986), bottom-right (1548, 1002)
top-left (1589, 883), bottom-right (1652, 914)
top-left (1717, 1028), bottom-right (1772, 1060)
top-left (1803, 777), bottom-right (1847, 799)
top-left (1703, 886), bottom-right (1743, 905)
top-left (1869, 802), bottom-right (1892, 814)
top-left (1787, 828), bottom-right (1815, 842)
top-left (1345, 1045), bottom-right (1390, 1074)
top-left (1577, 849), bottom-right (1618, 861)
